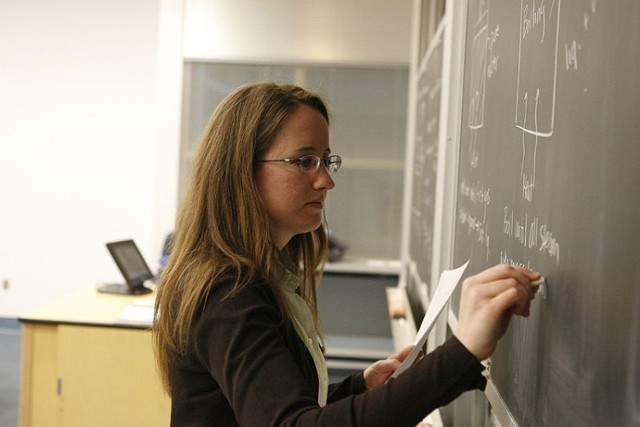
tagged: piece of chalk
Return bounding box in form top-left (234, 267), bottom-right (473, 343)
top-left (531, 276), bottom-right (547, 299)
top-left (531, 277), bottom-right (546, 286)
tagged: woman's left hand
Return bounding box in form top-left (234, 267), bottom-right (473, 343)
top-left (363, 345), bottom-right (415, 390)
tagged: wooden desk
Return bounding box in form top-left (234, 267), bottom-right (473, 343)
top-left (19, 287), bottom-right (170, 427)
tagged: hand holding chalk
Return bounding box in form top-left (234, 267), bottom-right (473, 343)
top-left (455, 265), bottom-right (542, 361)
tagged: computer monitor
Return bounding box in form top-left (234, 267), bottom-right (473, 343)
top-left (98, 240), bottom-right (154, 295)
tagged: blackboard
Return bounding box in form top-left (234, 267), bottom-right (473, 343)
top-left (409, 28), bottom-right (444, 286)
top-left (451, 0), bottom-right (640, 425)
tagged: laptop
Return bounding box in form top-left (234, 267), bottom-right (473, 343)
top-left (98, 239), bottom-right (154, 295)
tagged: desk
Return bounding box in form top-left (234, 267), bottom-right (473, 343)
top-left (19, 287), bottom-right (170, 427)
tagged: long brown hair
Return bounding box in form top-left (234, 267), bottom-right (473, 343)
top-left (153, 81), bottom-right (330, 394)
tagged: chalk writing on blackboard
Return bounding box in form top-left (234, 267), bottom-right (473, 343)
top-left (502, 205), bottom-right (561, 264)
top-left (458, 177), bottom-right (491, 260)
top-left (467, 2), bottom-right (489, 169)
top-left (487, 24), bottom-right (500, 79)
top-left (452, 0), bottom-right (639, 423)
top-left (565, 40), bottom-right (579, 70)
top-left (515, 0), bottom-right (561, 201)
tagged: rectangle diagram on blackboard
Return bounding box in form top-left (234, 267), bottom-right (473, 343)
top-left (514, 0), bottom-right (561, 137)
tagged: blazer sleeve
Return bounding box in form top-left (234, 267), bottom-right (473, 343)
top-left (194, 280), bottom-right (486, 427)
top-left (327, 371), bottom-right (366, 403)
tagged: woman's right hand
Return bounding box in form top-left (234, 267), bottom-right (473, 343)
top-left (455, 264), bottom-right (540, 361)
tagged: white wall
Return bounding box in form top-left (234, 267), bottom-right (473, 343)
top-left (183, 0), bottom-right (412, 65)
top-left (0, 0), bottom-right (179, 316)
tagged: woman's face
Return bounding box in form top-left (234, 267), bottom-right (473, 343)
top-left (255, 104), bottom-right (335, 249)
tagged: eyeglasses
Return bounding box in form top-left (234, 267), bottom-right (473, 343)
top-left (258, 154), bottom-right (342, 173)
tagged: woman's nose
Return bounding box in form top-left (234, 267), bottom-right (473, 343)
top-left (314, 163), bottom-right (335, 190)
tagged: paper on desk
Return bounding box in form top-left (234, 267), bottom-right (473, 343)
top-left (391, 260), bottom-right (469, 379)
top-left (117, 300), bottom-right (154, 326)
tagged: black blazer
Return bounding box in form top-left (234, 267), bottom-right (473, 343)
top-left (167, 277), bottom-right (485, 426)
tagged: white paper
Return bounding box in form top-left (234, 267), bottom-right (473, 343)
top-left (391, 260), bottom-right (470, 379)
top-left (131, 297), bottom-right (155, 307)
top-left (116, 303), bottom-right (154, 326)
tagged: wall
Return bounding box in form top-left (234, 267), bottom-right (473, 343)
top-left (183, 0), bottom-right (412, 65)
top-left (0, 0), bottom-right (177, 316)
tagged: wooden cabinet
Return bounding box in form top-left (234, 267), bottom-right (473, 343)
top-left (20, 324), bottom-right (60, 426)
top-left (19, 288), bottom-right (170, 427)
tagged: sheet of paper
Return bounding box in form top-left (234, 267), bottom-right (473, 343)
top-left (391, 260), bottom-right (470, 379)
top-left (116, 303), bottom-right (154, 326)
top-left (131, 297), bottom-right (155, 307)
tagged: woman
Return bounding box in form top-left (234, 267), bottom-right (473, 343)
top-left (153, 81), bottom-right (539, 426)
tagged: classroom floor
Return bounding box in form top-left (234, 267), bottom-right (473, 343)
top-left (0, 318), bottom-right (20, 427)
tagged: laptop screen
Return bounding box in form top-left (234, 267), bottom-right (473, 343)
top-left (106, 240), bottom-right (154, 288)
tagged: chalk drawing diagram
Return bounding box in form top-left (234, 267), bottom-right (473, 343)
top-left (466, 0), bottom-right (490, 169)
top-left (515, 0), bottom-right (561, 201)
